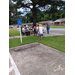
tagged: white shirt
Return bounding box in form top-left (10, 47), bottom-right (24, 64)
top-left (38, 27), bottom-right (43, 34)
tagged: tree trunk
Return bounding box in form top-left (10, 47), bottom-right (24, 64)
top-left (32, 4), bottom-right (37, 26)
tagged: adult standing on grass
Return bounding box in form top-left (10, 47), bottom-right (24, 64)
top-left (46, 23), bottom-right (50, 34)
top-left (38, 24), bottom-right (44, 40)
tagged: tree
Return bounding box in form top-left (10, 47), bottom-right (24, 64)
top-left (49, 14), bottom-right (52, 20)
top-left (9, 1), bottom-right (23, 25)
top-left (20, 16), bottom-right (27, 23)
top-left (12, 0), bottom-right (65, 26)
top-left (37, 15), bottom-right (41, 22)
top-left (44, 14), bottom-right (49, 21)
top-left (9, 2), bottom-right (15, 25)
top-left (37, 11), bottom-right (45, 22)
top-left (23, 9), bottom-right (65, 23)
top-left (25, 13), bottom-right (33, 23)
top-left (9, 16), bottom-right (11, 25)
top-left (41, 17), bottom-right (45, 21)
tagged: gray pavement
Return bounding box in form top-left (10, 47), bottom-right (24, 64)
top-left (9, 43), bottom-right (65, 75)
top-left (49, 28), bottom-right (65, 34)
top-left (43, 28), bottom-right (65, 37)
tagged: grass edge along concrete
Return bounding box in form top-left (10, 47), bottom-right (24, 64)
top-left (9, 35), bottom-right (65, 52)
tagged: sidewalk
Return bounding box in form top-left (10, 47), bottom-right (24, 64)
top-left (9, 34), bottom-right (34, 39)
top-left (9, 43), bottom-right (65, 75)
top-left (9, 31), bottom-right (64, 39)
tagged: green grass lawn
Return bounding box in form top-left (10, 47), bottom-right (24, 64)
top-left (9, 36), bottom-right (38, 48)
top-left (9, 28), bottom-right (20, 37)
top-left (39, 35), bottom-right (65, 52)
top-left (9, 35), bottom-right (65, 52)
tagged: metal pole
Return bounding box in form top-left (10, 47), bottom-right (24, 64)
top-left (20, 26), bottom-right (22, 43)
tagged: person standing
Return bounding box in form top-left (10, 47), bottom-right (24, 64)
top-left (25, 26), bottom-right (30, 36)
top-left (46, 23), bottom-right (50, 34)
top-left (34, 26), bottom-right (37, 36)
top-left (21, 26), bottom-right (25, 36)
top-left (38, 24), bottom-right (44, 40)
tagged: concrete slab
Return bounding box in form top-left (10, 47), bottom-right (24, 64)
top-left (9, 43), bottom-right (65, 75)
top-left (9, 59), bottom-right (12, 68)
top-left (14, 42), bottom-right (40, 51)
top-left (9, 70), bottom-right (16, 75)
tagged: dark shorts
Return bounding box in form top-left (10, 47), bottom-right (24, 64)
top-left (38, 33), bottom-right (43, 36)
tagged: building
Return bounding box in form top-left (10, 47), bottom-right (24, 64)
top-left (38, 20), bottom-right (54, 26)
top-left (22, 23), bottom-right (39, 26)
top-left (54, 18), bottom-right (65, 26)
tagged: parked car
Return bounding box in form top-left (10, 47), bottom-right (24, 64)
top-left (9, 25), bottom-right (13, 28)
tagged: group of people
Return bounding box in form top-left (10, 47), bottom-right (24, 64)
top-left (21, 26), bottom-right (30, 36)
top-left (21, 23), bottom-right (50, 40)
top-left (33, 23), bottom-right (50, 40)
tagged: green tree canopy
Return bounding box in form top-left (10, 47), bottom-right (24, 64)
top-left (9, 1), bottom-right (23, 25)
top-left (11, 0), bottom-right (65, 25)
